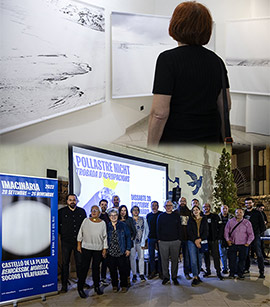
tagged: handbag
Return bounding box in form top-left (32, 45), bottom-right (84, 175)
top-left (219, 60), bottom-right (233, 144)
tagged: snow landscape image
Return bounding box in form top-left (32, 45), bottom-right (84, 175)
top-left (112, 12), bottom-right (177, 98)
top-left (225, 18), bottom-right (270, 95)
top-left (0, 0), bottom-right (105, 133)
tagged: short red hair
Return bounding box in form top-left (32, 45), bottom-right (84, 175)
top-left (169, 1), bottom-right (212, 45)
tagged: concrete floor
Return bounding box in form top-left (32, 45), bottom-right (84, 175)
top-left (114, 117), bottom-right (270, 148)
top-left (15, 262), bottom-right (270, 307)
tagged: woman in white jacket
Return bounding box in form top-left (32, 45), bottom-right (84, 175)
top-left (130, 206), bottom-right (149, 282)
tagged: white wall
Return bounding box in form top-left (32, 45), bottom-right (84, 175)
top-left (0, 0), bottom-right (269, 146)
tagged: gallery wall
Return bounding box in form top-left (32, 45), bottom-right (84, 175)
top-left (0, 0), bottom-right (269, 145)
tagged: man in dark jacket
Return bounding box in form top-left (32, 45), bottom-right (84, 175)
top-left (244, 197), bottom-right (266, 278)
top-left (174, 197), bottom-right (192, 280)
top-left (157, 200), bottom-right (181, 285)
top-left (58, 194), bottom-right (87, 292)
top-left (146, 200), bottom-right (162, 279)
top-left (202, 203), bottom-right (223, 280)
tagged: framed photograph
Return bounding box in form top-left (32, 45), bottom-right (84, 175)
top-left (0, 0), bottom-right (105, 134)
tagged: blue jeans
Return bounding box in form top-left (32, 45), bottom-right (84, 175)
top-left (148, 238), bottom-right (161, 274)
top-left (181, 241), bottom-right (191, 275)
top-left (188, 240), bottom-right (202, 278)
top-left (228, 244), bottom-right (248, 276)
top-left (219, 240), bottom-right (228, 271)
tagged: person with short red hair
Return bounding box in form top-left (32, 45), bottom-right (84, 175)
top-left (148, 1), bottom-right (231, 145)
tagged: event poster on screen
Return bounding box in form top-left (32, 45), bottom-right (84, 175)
top-left (0, 174), bottom-right (58, 303)
top-left (71, 146), bottom-right (167, 217)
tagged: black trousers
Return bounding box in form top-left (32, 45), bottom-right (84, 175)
top-left (204, 240), bottom-right (221, 274)
top-left (228, 244), bottom-right (248, 276)
top-left (78, 248), bottom-right (102, 290)
top-left (101, 256), bottom-right (108, 280)
top-left (107, 254), bottom-right (128, 288)
top-left (61, 241), bottom-right (82, 287)
top-left (245, 235), bottom-right (264, 274)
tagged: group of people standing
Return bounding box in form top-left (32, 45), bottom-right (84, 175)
top-left (58, 194), bottom-right (267, 298)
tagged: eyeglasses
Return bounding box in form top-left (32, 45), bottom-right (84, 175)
top-left (92, 209), bottom-right (100, 212)
top-left (110, 214), bottom-right (118, 217)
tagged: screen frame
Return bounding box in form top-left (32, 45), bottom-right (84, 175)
top-left (68, 143), bottom-right (168, 202)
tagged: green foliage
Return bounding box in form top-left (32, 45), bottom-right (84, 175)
top-left (213, 148), bottom-right (238, 212)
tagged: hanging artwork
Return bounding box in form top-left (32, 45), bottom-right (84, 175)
top-left (225, 18), bottom-right (270, 96)
top-left (0, 0), bottom-right (105, 134)
top-left (111, 12), bottom-right (215, 99)
top-left (111, 12), bottom-right (176, 98)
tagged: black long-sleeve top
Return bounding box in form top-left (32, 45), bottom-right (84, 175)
top-left (203, 213), bottom-right (222, 241)
top-left (58, 206), bottom-right (87, 245)
top-left (146, 211), bottom-right (162, 239)
top-left (156, 212), bottom-right (181, 241)
top-left (187, 216), bottom-right (208, 243)
top-left (244, 209), bottom-right (266, 236)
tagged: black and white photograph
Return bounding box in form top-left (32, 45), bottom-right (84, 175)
top-left (225, 18), bottom-right (270, 96)
top-left (111, 12), bottom-right (177, 98)
top-left (2, 196), bottom-right (51, 261)
top-left (0, 0), bottom-right (105, 134)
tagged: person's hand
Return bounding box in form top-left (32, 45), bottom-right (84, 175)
top-left (244, 243), bottom-right (249, 247)
top-left (195, 239), bottom-right (201, 248)
top-left (77, 246), bottom-right (82, 253)
top-left (125, 250), bottom-right (130, 257)
top-left (102, 249), bottom-right (107, 258)
top-left (227, 241), bottom-right (232, 246)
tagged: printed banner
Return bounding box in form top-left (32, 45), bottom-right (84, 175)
top-left (0, 174), bottom-right (58, 303)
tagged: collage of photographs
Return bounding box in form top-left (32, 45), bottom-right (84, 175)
top-left (0, 0), bottom-right (269, 306)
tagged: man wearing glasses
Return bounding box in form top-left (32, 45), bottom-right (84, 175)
top-left (157, 200), bottom-right (181, 285)
top-left (244, 197), bottom-right (266, 278)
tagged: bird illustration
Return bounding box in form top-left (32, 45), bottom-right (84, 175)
top-left (184, 170), bottom-right (203, 195)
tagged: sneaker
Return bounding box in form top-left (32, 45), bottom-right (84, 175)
top-left (120, 287), bottom-right (128, 293)
top-left (148, 272), bottom-right (156, 279)
top-left (162, 278), bottom-right (170, 285)
top-left (259, 273), bottom-right (265, 279)
top-left (185, 274), bottom-right (192, 280)
top-left (203, 271), bottom-right (211, 278)
top-left (172, 278), bottom-right (179, 285)
top-left (217, 273), bottom-right (224, 280)
top-left (244, 270), bottom-right (250, 275)
top-left (222, 269), bottom-right (228, 274)
top-left (100, 279), bottom-right (109, 287)
top-left (139, 275), bottom-right (146, 281)
top-left (191, 278), bottom-right (200, 286)
top-left (113, 286), bottom-right (119, 293)
top-left (132, 275), bottom-right (137, 283)
top-left (237, 275), bottom-right (245, 280)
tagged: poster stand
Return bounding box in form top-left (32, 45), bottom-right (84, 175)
top-left (0, 174), bottom-right (58, 306)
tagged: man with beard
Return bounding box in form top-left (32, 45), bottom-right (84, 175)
top-left (244, 198), bottom-right (266, 278)
top-left (174, 197), bottom-right (192, 280)
top-left (112, 195), bottom-right (120, 209)
top-left (202, 203), bottom-right (224, 280)
top-left (58, 194), bottom-right (87, 293)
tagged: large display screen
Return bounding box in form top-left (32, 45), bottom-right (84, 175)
top-left (69, 145), bottom-right (168, 217)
